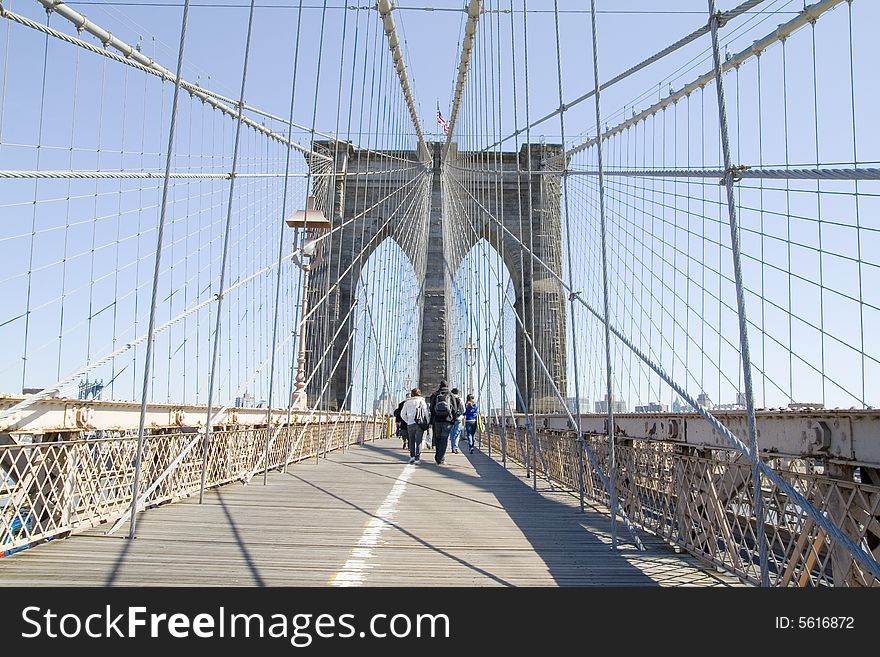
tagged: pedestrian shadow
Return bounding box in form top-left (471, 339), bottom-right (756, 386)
top-left (356, 439), bottom-right (707, 586)
top-left (464, 450), bottom-right (660, 586)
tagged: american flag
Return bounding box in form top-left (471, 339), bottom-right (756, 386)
top-left (437, 110), bottom-right (449, 135)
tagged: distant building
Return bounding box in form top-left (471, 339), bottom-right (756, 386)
top-left (373, 388), bottom-right (394, 416)
top-left (595, 394), bottom-right (627, 414)
top-left (711, 392), bottom-right (748, 410)
top-left (671, 397), bottom-right (694, 413)
top-left (235, 391), bottom-right (255, 408)
top-left (634, 402), bottom-right (668, 413)
top-left (77, 378), bottom-right (104, 401)
top-left (696, 392), bottom-right (714, 410)
top-left (565, 397), bottom-right (589, 414)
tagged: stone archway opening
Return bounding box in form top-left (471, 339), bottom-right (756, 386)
top-left (349, 238), bottom-right (420, 415)
top-left (448, 238), bottom-right (517, 417)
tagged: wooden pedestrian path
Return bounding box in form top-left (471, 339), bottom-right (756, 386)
top-left (0, 439), bottom-right (739, 586)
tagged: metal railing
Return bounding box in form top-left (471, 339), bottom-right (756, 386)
top-left (0, 415), bottom-right (382, 556)
top-left (486, 419), bottom-right (880, 587)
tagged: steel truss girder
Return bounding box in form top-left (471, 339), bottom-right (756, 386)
top-left (497, 409), bottom-right (880, 467)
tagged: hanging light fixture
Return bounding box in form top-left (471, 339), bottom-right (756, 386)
top-left (301, 238), bottom-right (318, 258)
top-left (286, 194), bottom-right (331, 230)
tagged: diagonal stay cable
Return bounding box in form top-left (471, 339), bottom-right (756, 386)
top-left (451, 173), bottom-right (880, 578)
top-left (0, 170), bottom-right (427, 424)
top-left (482, 0), bottom-right (769, 152)
top-left (7, 2), bottom-right (332, 162)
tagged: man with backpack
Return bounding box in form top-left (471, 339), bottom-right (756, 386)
top-left (428, 380), bottom-right (462, 465)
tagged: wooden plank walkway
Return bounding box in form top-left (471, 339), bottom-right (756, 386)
top-left (0, 438), bottom-right (740, 586)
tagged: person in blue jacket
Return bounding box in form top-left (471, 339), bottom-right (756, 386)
top-left (463, 394), bottom-right (479, 454)
top-left (449, 388), bottom-right (465, 453)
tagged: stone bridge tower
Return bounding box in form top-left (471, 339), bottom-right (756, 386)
top-left (304, 141), bottom-right (567, 413)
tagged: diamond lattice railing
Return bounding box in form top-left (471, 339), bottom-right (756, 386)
top-left (0, 416), bottom-right (383, 555)
top-left (485, 424), bottom-right (880, 587)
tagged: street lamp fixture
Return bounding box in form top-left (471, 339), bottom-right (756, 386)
top-left (464, 341), bottom-right (478, 396)
top-left (286, 194), bottom-right (332, 231)
top-left (464, 342), bottom-right (478, 367)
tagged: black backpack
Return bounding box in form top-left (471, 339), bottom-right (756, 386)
top-left (433, 392), bottom-right (453, 421)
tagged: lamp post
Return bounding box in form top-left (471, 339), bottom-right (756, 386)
top-left (464, 341), bottom-right (478, 397)
top-left (290, 257), bottom-right (311, 412)
top-left (286, 195), bottom-right (331, 412)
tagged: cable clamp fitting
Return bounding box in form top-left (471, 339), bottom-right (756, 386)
top-left (568, 290), bottom-right (581, 302)
top-left (720, 164), bottom-right (748, 184)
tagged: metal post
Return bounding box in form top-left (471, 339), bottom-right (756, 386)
top-left (588, 0), bottom-right (619, 549)
top-left (198, 0), bottom-right (258, 504)
top-left (293, 264), bottom-right (311, 412)
top-left (552, 0), bottom-right (586, 512)
top-left (127, 0), bottom-right (191, 539)
top-left (500, 383), bottom-right (507, 468)
top-left (577, 439), bottom-right (585, 513)
top-left (262, 0), bottom-right (311, 485)
top-left (282, 236), bottom-right (308, 475)
top-left (706, 0), bottom-right (768, 586)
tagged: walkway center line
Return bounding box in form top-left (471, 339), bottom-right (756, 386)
top-left (330, 463), bottom-right (416, 587)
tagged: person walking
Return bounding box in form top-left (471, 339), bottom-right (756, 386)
top-left (400, 388), bottom-right (429, 464)
top-left (428, 380), bottom-right (457, 465)
top-left (449, 387), bottom-right (465, 454)
top-left (464, 393), bottom-right (479, 454)
top-left (393, 394), bottom-right (408, 450)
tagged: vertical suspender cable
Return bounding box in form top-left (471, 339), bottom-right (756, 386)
top-left (180, 82), bottom-right (196, 402)
top-left (507, 0), bottom-right (531, 473)
top-left (493, 1), bottom-right (507, 466)
top-left (327, 0), bottom-right (352, 420)
top-left (587, 0), bottom-right (619, 549)
top-left (552, 0), bottom-right (586, 502)
top-left (57, 47), bottom-right (81, 383)
top-left (847, 1), bottom-right (865, 408)
top-left (282, 0), bottom-right (308, 472)
top-left (21, 14), bottom-right (51, 393)
top-left (355, 10), bottom-right (381, 416)
top-left (706, 0), bottom-right (767, 585)
top-left (110, 64), bottom-right (129, 399)
top-left (199, 0), bottom-right (258, 504)
top-left (308, 0), bottom-right (331, 420)
top-left (265, 0), bottom-right (307, 483)
top-left (520, 0), bottom-right (536, 482)
top-left (129, 0), bottom-right (192, 538)
top-left (519, 0), bottom-right (551, 489)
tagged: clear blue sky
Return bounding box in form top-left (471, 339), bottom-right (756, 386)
top-left (0, 1), bottom-right (877, 411)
